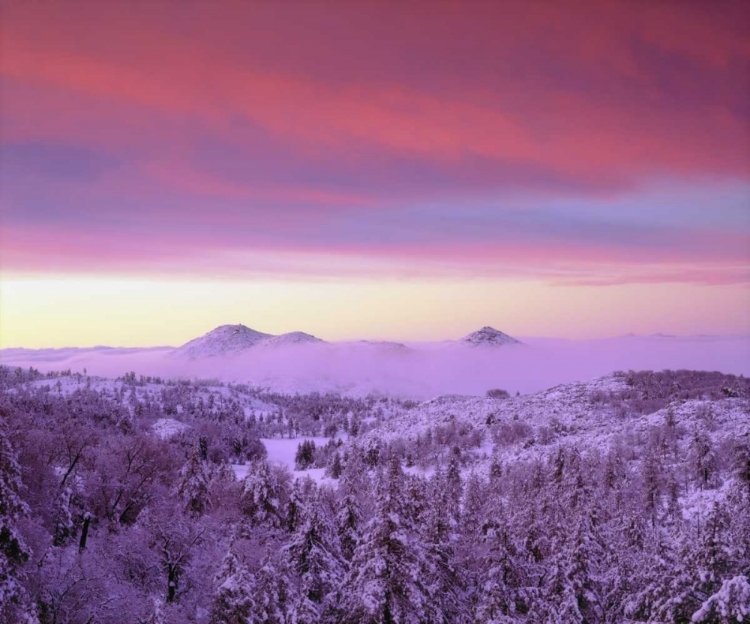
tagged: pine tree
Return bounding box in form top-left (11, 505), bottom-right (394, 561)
top-left (283, 487), bottom-right (345, 617)
top-left (446, 450), bottom-right (464, 526)
top-left (402, 474), bottom-right (427, 527)
top-left (475, 508), bottom-right (525, 624)
top-left (643, 502), bottom-right (737, 623)
top-left (692, 574), bottom-right (750, 623)
top-left (52, 485), bottom-right (76, 547)
top-left (423, 469), bottom-right (466, 621)
top-left (526, 559), bottom-right (583, 624)
top-left (489, 455), bottom-right (504, 499)
top-left (340, 458), bottom-right (445, 623)
top-left (250, 559), bottom-right (295, 624)
top-left (461, 472), bottom-right (486, 539)
top-left (210, 551), bottom-right (255, 624)
top-left (177, 452), bottom-right (212, 517)
top-left (641, 445), bottom-right (662, 527)
top-left (329, 452), bottom-right (343, 479)
top-left (287, 480), bottom-right (304, 533)
top-left (565, 509), bottom-right (605, 623)
top-left (734, 433), bottom-right (750, 499)
top-left (0, 425), bottom-right (36, 622)
top-left (240, 460), bottom-right (284, 529)
top-left (690, 427), bottom-right (717, 489)
top-left (337, 492), bottom-right (362, 563)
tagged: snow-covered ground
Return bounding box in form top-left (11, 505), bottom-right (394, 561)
top-left (152, 418), bottom-right (191, 439)
top-left (232, 436), bottom-right (340, 485)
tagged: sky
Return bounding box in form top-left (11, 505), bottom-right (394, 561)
top-left (1, 1), bottom-right (749, 347)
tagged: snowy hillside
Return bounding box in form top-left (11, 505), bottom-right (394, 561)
top-left (259, 331), bottom-right (324, 347)
top-left (358, 371), bottom-right (750, 476)
top-left (2, 364), bottom-right (749, 622)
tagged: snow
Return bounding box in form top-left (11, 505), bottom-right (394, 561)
top-left (4, 354), bottom-right (750, 621)
top-left (152, 418), bottom-right (190, 439)
top-left (355, 373), bottom-right (750, 478)
top-left (171, 325), bottom-right (326, 358)
top-left (691, 575), bottom-right (750, 622)
top-left (459, 326), bottom-right (522, 346)
top-left (233, 436), bottom-right (341, 484)
top-left (171, 324), bottom-right (272, 358)
top-left (259, 332), bottom-right (324, 347)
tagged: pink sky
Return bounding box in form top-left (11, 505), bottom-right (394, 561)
top-left (1, 1), bottom-right (749, 345)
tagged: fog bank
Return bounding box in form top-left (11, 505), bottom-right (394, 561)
top-left (2, 336), bottom-right (748, 398)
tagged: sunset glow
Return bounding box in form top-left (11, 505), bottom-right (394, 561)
top-left (1, 1), bottom-right (748, 346)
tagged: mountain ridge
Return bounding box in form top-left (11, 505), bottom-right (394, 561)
top-left (171, 323), bottom-right (522, 358)
top-left (171, 324), bottom-right (325, 358)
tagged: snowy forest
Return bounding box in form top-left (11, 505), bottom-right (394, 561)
top-left (1, 364), bottom-right (749, 623)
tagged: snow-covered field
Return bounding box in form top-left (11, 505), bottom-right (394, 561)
top-left (232, 437), bottom-right (340, 485)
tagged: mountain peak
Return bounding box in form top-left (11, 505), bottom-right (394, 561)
top-left (460, 326), bottom-right (521, 346)
top-left (172, 324), bottom-right (272, 358)
top-left (171, 325), bottom-right (327, 358)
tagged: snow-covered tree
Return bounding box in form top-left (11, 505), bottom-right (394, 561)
top-left (690, 427), bottom-right (718, 490)
top-left (0, 425), bottom-right (36, 622)
top-left (240, 460), bottom-right (286, 529)
top-left (283, 486), bottom-right (345, 617)
top-left (475, 510), bottom-right (525, 624)
top-left (337, 491), bottom-right (362, 563)
top-left (692, 574), bottom-right (750, 623)
top-left (210, 550), bottom-right (255, 624)
top-left (52, 485), bottom-right (76, 547)
top-left (445, 451), bottom-right (463, 525)
top-left (250, 558), bottom-right (295, 624)
top-left (340, 458), bottom-right (446, 623)
top-left (526, 558), bottom-right (583, 624)
top-left (461, 472), bottom-right (486, 539)
top-left (286, 479), bottom-right (305, 534)
top-left (423, 468), bottom-right (466, 620)
top-left (177, 452), bottom-right (212, 517)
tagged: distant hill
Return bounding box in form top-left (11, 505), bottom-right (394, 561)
top-left (459, 326), bottom-right (521, 346)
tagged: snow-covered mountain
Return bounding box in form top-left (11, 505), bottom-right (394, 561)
top-left (171, 324), bottom-right (325, 358)
top-left (459, 326), bottom-right (521, 346)
top-left (259, 332), bottom-right (324, 347)
top-left (171, 324), bottom-right (272, 358)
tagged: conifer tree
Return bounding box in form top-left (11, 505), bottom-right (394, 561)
top-left (340, 458), bottom-right (445, 623)
top-left (52, 485), bottom-right (76, 547)
top-left (337, 492), bottom-right (362, 563)
top-left (240, 460), bottom-right (285, 529)
top-left (177, 452), bottom-right (212, 517)
top-left (446, 450), bottom-right (464, 525)
top-left (690, 428), bottom-right (717, 489)
top-left (424, 468), bottom-right (466, 620)
top-left (475, 508), bottom-right (525, 624)
top-left (0, 425), bottom-right (36, 622)
top-left (210, 551), bottom-right (255, 624)
top-left (283, 486), bottom-right (345, 617)
top-left (250, 558), bottom-right (295, 624)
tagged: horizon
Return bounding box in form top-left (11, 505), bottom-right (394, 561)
top-left (1, 1), bottom-right (749, 347)
top-left (3, 317), bottom-right (750, 352)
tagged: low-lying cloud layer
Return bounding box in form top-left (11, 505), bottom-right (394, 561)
top-left (3, 336), bottom-right (748, 399)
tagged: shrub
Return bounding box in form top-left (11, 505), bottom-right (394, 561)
top-left (486, 388), bottom-right (510, 400)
